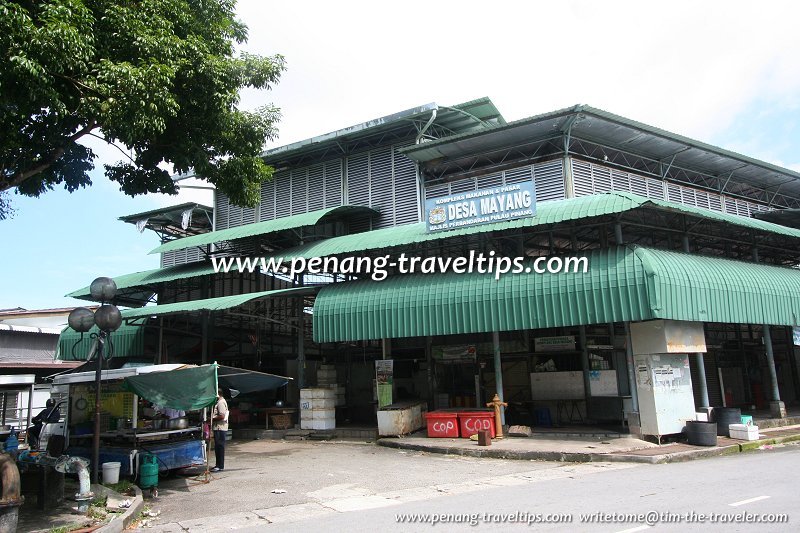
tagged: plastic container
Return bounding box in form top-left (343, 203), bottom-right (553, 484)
top-left (424, 411), bottom-right (459, 438)
top-left (457, 411), bottom-right (496, 439)
top-left (138, 453), bottom-right (159, 489)
top-left (102, 462), bottom-right (121, 484)
top-left (729, 423), bottom-right (760, 441)
top-left (740, 415), bottom-right (753, 426)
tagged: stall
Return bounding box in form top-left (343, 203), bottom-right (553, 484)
top-left (52, 363), bottom-right (292, 476)
top-left (51, 364), bottom-right (204, 476)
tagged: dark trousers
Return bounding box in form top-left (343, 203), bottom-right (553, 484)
top-left (213, 430), bottom-right (226, 469)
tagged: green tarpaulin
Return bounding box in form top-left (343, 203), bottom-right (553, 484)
top-left (122, 364), bottom-right (291, 411)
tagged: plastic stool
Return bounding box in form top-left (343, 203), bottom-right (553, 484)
top-left (534, 407), bottom-right (553, 427)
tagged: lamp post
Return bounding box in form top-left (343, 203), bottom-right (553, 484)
top-left (68, 277), bottom-right (122, 484)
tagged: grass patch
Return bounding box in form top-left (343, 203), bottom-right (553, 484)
top-left (105, 478), bottom-right (136, 495)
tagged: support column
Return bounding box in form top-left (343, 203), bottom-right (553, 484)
top-left (425, 336), bottom-right (435, 408)
top-left (578, 326), bottom-right (591, 412)
top-left (492, 331), bottom-right (505, 425)
top-left (683, 235), bottom-right (710, 408)
top-left (753, 247), bottom-right (785, 418)
top-left (616, 222), bottom-right (638, 414)
top-left (297, 297), bottom-right (305, 390)
top-left (158, 317), bottom-right (165, 364)
top-left (624, 322), bottom-right (639, 412)
top-left (763, 325), bottom-right (786, 418)
top-left (200, 312), bottom-right (209, 365)
top-left (381, 338), bottom-right (391, 360)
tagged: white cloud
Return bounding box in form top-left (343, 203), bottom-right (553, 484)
top-left (235, 0), bottom-right (800, 149)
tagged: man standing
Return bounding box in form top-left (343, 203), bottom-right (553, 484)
top-left (210, 388), bottom-right (228, 472)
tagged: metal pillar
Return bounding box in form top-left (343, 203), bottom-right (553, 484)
top-left (425, 336), bottom-right (435, 408)
top-left (753, 248), bottom-right (785, 417)
top-left (492, 331), bottom-right (505, 425)
top-left (158, 317), bottom-right (165, 364)
top-left (92, 333), bottom-right (106, 484)
top-left (297, 297), bottom-right (305, 390)
top-left (381, 339), bottom-right (390, 360)
top-left (578, 326), bottom-right (591, 409)
top-left (200, 312), bottom-right (209, 364)
top-left (624, 322), bottom-right (639, 411)
top-left (616, 221), bottom-right (638, 412)
top-left (683, 235), bottom-right (710, 408)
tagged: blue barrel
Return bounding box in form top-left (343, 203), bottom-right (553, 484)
top-left (139, 453), bottom-right (159, 489)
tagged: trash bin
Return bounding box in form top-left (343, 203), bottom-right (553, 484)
top-left (457, 410), bottom-right (495, 439)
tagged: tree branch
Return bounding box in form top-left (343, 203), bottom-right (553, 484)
top-left (85, 132), bottom-right (136, 164)
top-left (1, 121), bottom-right (98, 191)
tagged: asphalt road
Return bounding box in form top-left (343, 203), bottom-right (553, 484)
top-left (253, 443), bottom-right (799, 533)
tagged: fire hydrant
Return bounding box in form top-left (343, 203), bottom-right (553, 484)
top-left (486, 394), bottom-right (507, 439)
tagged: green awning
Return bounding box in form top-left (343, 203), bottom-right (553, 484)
top-left (273, 192), bottom-right (800, 262)
top-left (149, 205), bottom-right (379, 255)
top-left (312, 245), bottom-right (800, 342)
top-left (56, 323), bottom-right (146, 361)
top-left (121, 287), bottom-right (315, 320)
top-left (122, 364), bottom-right (291, 412)
top-left (66, 261), bottom-right (228, 304)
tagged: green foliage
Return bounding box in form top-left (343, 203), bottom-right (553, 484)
top-left (0, 0), bottom-right (284, 217)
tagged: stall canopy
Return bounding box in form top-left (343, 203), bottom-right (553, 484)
top-left (122, 363), bottom-right (291, 411)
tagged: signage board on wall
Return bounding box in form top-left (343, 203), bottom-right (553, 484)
top-left (534, 335), bottom-right (576, 352)
top-left (424, 180), bottom-right (536, 233)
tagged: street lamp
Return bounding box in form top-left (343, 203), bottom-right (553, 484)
top-left (67, 277), bottom-right (122, 484)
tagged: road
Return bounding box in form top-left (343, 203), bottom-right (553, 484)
top-left (139, 441), bottom-right (798, 532)
top-left (250, 444), bottom-right (798, 533)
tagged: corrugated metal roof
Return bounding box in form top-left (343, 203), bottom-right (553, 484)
top-left (274, 192), bottom-right (800, 261)
top-left (400, 105), bottom-right (800, 201)
top-left (312, 246), bottom-right (800, 342)
top-left (120, 287), bottom-right (314, 320)
top-left (261, 97), bottom-right (505, 166)
top-left (66, 261), bottom-right (225, 303)
top-left (149, 205), bottom-right (379, 255)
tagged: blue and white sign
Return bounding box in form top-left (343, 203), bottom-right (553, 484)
top-left (794, 326), bottom-right (800, 347)
top-left (425, 180), bottom-right (536, 233)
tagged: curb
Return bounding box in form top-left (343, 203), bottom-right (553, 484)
top-left (378, 433), bottom-right (800, 464)
top-left (95, 484), bottom-right (144, 533)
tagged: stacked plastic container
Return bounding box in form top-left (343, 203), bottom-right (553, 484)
top-left (299, 388), bottom-right (336, 430)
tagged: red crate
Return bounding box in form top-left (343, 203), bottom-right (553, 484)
top-left (424, 411), bottom-right (459, 438)
top-left (457, 411), bottom-right (495, 439)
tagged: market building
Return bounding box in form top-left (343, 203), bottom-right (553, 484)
top-left (59, 98), bottom-right (800, 438)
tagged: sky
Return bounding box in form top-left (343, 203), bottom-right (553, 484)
top-left (2, 0), bottom-right (800, 314)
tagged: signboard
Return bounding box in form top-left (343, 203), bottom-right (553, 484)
top-left (433, 345), bottom-right (477, 361)
top-left (794, 327), bottom-right (800, 347)
top-left (425, 180), bottom-right (536, 232)
top-left (534, 336), bottom-right (576, 353)
top-left (375, 360), bottom-right (394, 408)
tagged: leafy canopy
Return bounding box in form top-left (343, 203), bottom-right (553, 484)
top-left (0, 0), bottom-right (285, 219)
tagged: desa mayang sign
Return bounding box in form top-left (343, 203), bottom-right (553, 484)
top-left (425, 180), bottom-right (536, 233)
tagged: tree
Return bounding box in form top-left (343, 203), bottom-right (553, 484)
top-left (0, 0), bottom-right (285, 219)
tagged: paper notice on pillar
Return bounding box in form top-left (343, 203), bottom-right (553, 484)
top-left (636, 364), bottom-right (651, 389)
